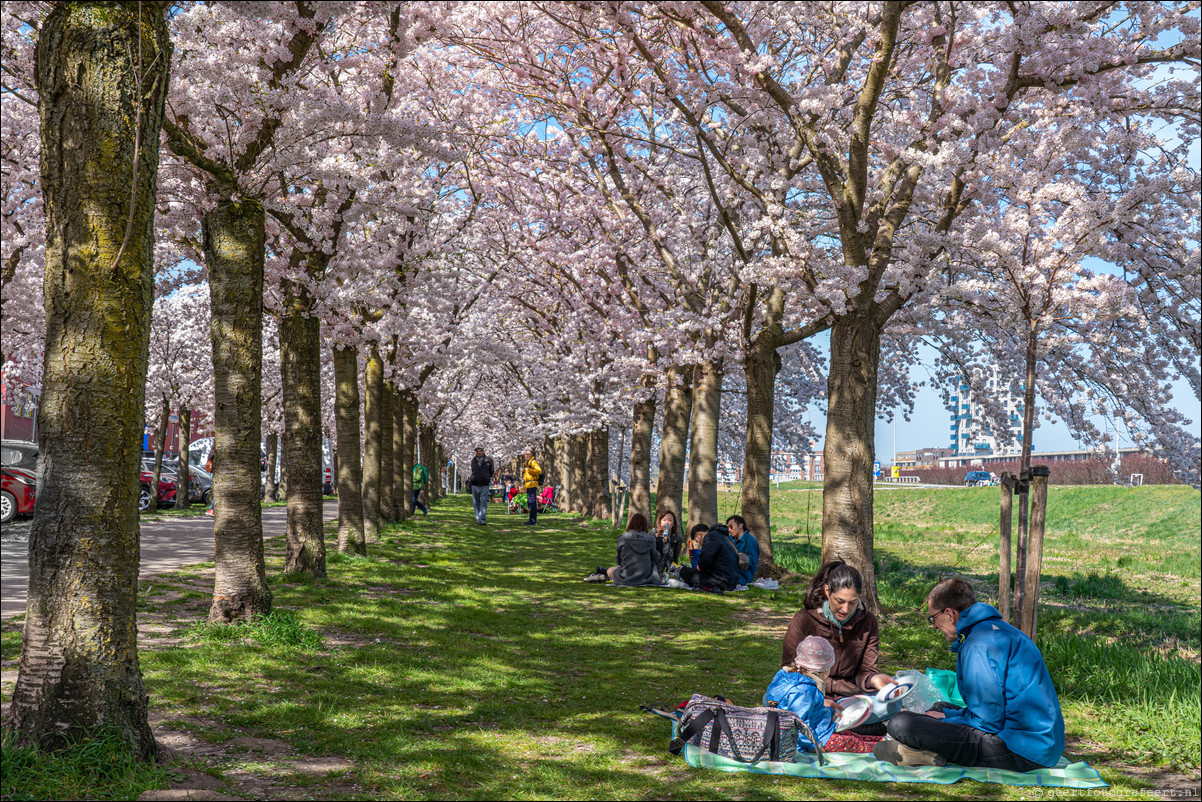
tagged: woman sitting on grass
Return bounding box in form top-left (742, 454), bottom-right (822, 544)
top-left (781, 561), bottom-right (895, 702)
top-left (764, 636), bottom-right (884, 754)
top-left (583, 513), bottom-right (666, 586)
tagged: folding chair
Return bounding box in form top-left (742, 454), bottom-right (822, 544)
top-left (538, 485), bottom-right (558, 513)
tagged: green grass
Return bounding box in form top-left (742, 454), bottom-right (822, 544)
top-left (2, 486), bottom-right (1198, 799)
top-left (0, 729), bottom-right (170, 801)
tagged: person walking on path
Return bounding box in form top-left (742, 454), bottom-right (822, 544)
top-left (522, 448), bottom-right (542, 526)
top-left (412, 462), bottom-right (430, 516)
top-left (469, 447), bottom-right (495, 525)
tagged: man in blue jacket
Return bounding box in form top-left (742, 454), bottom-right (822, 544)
top-left (875, 577), bottom-right (1065, 770)
top-left (726, 514), bottom-right (759, 586)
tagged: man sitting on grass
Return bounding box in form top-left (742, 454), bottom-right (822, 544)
top-left (875, 577), bottom-right (1065, 772)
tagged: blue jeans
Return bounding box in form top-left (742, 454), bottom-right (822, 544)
top-left (412, 488), bottom-right (428, 515)
top-left (471, 484), bottom-right (489, 522)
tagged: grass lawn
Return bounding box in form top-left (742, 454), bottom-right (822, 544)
top-left (2, 486), bottom-right (1199, 800)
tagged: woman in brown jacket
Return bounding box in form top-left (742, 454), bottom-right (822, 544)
top-left (781, 560), bottom-right (894, 699)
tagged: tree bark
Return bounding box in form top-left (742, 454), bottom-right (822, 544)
top-left (741, 339), bottom-right (781, 577)
top-left (264, 430), bottom-right (279, 501)
top-left (821, 312), bottom-right (882, 613)
top-left (379, 384), bottom-right (394, 521)
top-left (655, 366), bottom-right (692, 529)
top-left (586, 427), bottom-right (612, 520)
top-left (391, 386), bottom-right (407, 521)
top-left (400, 394), bottom-right (416, 516)
top-left (361, 348), bottom-right (383, 543)
top-left (10, 1), bottom-right (169, 758)
top-left (569, 433), bottom-right (588, 515)
top-left (175, 409), bottom-right (192, 510)
top-left (333, 345), bottom-right (365, 555)
top-left (280, 284), bottom-right (326, 578)
top-left (629, 394), bottom-right (655, 523)
top-left (151, 398), bottom-right (170, 506)
top-left (205, 200), bottom-right (272, 621)
top-left (687, 359), bottom-right (723, 533)
top-left (420, 423), bottom-right (436, 509)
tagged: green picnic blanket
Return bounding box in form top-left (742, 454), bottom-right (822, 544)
top-left (669, 666), bottom-right (1106, 789)
top-left (678, 740), bottom-right (1109, 789)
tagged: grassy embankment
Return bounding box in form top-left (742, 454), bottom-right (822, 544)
top-left (1, 484), bottom-right (1198, 800)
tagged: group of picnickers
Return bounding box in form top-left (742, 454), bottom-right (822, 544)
top-left (578, 506), bottom-right (1063, 772)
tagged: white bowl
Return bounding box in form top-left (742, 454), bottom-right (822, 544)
top-left (833, 695), bottom-right (873, 732)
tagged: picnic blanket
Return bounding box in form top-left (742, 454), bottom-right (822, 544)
top-left (676, 738), bottom-right (1109, 789)
top-left (667, 667), bottom-right (1106, 789)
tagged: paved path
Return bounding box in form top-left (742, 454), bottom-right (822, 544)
top-left (1, 501), bottom-right (338, 619)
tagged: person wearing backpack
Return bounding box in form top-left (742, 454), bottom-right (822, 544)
top-left (679, 523), bottom-right (738, 592)
top-left (521, 448), bottom-right (541, 526)
top-left (412, 462), bottom-right (430, 516)
top-left (468, 446), bottom-right (495, 525)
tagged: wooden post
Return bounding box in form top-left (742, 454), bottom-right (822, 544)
top-left (1019, 466), bottom-right (1050, 639)
top-left (1012, 470), bottom-right (1031, 625)
top-left (998, 473), bottom-right (1015, 622)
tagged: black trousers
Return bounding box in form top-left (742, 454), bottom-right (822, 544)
top-left (887, 710), bottom-right (1044, 772)
top-left (527, 488), bottom-right (538, 523)
top-left (679, 567), bottom-right (731, 591)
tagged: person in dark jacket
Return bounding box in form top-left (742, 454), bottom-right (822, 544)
top-left (468, 447), bottom-right (495, 525)
top-left (780, 561), bottom-right (894, 698)
top-left (678, 523), bottom-right (738, 591)
top-left (583, 513), bottom-right (665, 586)
top-left (875, 577), bottom-right (1065, 770)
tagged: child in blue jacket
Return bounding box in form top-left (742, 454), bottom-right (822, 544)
top-left (765, 636), bottom-right (885, 754)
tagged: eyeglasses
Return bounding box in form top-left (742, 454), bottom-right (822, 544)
top-left (926, 608), bottom-right (947, 625)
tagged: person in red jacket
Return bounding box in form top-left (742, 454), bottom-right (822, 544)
top-left (780, 560), bottom-right (895, 699)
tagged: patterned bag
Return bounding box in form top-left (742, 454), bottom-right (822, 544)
top-left (669, 694), bottom-right (825, 765)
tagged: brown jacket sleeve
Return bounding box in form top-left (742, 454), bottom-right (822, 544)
top-left (854, 613), bottom-right (882, 692)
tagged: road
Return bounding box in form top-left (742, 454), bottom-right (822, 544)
top-left (1, 501), bottom-right (338, 619)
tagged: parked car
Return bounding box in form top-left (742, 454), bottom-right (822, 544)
top-left (1, 439), bottom-right (39, 472)
top-left (139, 470), bottom-right (177, 511)
top-left (1, 440), bottom-right (39, 524)
top-left (1, 465), bottom-right (36, 523)
top-left (963, 470), bottom-right (993, 487)
top-left (142, 457), bottom-right (211, 505)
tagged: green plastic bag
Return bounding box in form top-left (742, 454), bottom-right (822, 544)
top-left (925, 668), bottom-right (966, 707)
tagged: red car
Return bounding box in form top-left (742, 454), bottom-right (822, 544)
top-left (1, 465), bottom-right (36, 523)
top-left (140, 470), bottom-right (177, 511)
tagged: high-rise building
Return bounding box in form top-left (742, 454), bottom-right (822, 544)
top-left (948, 366), bottom-right (1025, 457)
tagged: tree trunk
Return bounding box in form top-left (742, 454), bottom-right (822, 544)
top-left (655, 366), bottom-right (692, 529)
top-left (569, 433), bottom-right (588, 515)
top-left (280, 285), bottom-right (326, 578)
top-left (151, 398), bottom-right (170, 507)
top-left (391, 386), bottom-right (407, 521)
top-left (264, 430), bottom-right (279, 501)
top-left (10, 1), bottom-right (168, 758)
top-left (741, 339), bottom-right (781, 577)
top-left (379, 384), bottom-right (394, 522)
top-left (205, 199), bottom-right (272, 621)
top-left (420, 423), bottom-right (436, 509)
top-left (687, 359), bottom-right (722, 533)
top-left (821, 312), bottom-right (882, 613)
top-left (175, 409), bottom-right (192, 510)
top-left (333, 345), bottom-right (365, 555)
top-left (361, 348), bottom-right (383, 543)
top-left (586, 427), bottom-right (612, 520)
top-left (629, 394), bottom-right (655, 523)
top-left (400, 394), bottom-right (416, 516)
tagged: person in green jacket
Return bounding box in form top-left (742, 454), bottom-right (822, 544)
top-left (412, 463), bottom-right (429, 516)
